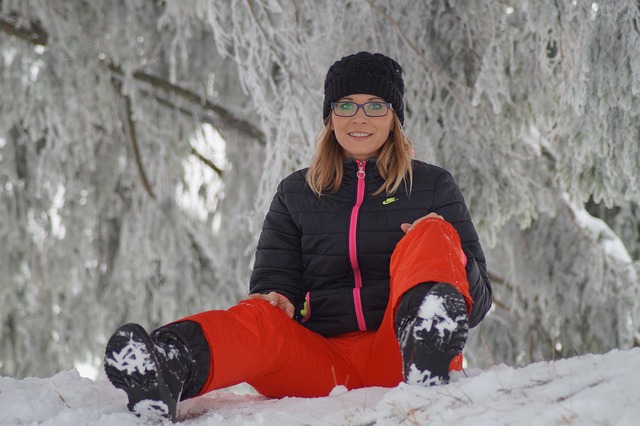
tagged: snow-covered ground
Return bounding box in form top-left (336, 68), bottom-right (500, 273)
top-left (1, 348), bottom-right (638, 425)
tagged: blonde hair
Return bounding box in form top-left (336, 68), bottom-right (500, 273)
top-left (306, 114), bottom-right (413, 196)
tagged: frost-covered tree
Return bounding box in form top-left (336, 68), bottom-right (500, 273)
top-left (0, 0), bottom-right (638, 378)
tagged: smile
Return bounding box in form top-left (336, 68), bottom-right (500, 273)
top-left (348, 132), bottom-right (372, 138)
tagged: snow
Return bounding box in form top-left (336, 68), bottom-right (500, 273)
top-left (104, 332), bottom-right (156, 376)
top-left (415, 292), bottom-right (464, 339)
top-left (1, 348), bottom-right (639, 425)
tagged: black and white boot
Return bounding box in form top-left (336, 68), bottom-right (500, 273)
top-left (104, 323), bottom-right (192, 422)
top-left (395, 283), bottom-right (469, 386)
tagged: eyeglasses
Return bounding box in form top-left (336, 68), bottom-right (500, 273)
top-left (331, 101), bottom-right (393, 118)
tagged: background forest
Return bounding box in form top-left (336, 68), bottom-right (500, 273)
top-left (0, 0), bottom-right (638, 379)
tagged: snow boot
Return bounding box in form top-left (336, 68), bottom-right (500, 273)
top-left (104, 322), bottom-right (194, 422)
top-left (395, 282), bottom-right (469, 386)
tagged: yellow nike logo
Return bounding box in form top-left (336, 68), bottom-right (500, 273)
top-left (382, 197), bottom-right (399, 205)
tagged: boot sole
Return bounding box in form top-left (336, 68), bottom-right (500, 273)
top-left (104, 323), bottom-right (177, 421)
top-left (399, 283), bottom-right (469, 385)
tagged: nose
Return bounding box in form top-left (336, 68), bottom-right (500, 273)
top-left (351, 106), bottom-right (369, 122)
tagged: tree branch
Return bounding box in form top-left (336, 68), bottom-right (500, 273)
top-left (112, 79), bottom-right (157, 199)
top-left (0, 12), bottom-right (265, 144)
top-left (106, 62), bottom-right (265, 143)
top-left (0, 13), bottom-right (48, 46)
top-left (191, 146), bottom-right (223, 177)
top-left (124, 94), bottom-right (156, 199)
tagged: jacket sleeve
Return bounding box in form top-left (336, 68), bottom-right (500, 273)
top-left (431, 170), bottom-right (492, 328)
top-left (249, 179), bottom-right (304, 307)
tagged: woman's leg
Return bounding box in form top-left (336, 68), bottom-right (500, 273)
top-left (182, 298), bottom-right (364, 398)
top-left (357, 307), bottom-right (404, 387)
top-left (361, 217), bottom-right (471, 386)
top-left (388, 217), bottom-right (471, 313)
top-left (104, 299), bottom-right (365, 421)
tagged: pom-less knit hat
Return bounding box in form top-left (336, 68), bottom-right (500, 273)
top-left (323, 51), bottom-right (405, 125)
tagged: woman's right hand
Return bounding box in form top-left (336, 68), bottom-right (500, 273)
top-left (247, 292), bottom-right (295, 319)
top-left (400, 212), bottom-right (444, 233)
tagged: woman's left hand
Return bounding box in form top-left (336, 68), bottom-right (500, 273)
top-left (400, 212), bottom-right (444, 233)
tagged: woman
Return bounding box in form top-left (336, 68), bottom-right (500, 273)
top-left (104, 51), bottom-right (492, 422)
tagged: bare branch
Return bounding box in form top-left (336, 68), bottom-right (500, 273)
top-left (112, 79), bottom-right (157, 199)
top-left (124, 94), bottom-right (156, 199)
top-left (0, 13), bottom-right (48, 46)
top-left (191, 146), bottom-right (224, 177)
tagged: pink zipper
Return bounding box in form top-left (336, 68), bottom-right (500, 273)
top-left (349, 160), bottom-right (367, 331)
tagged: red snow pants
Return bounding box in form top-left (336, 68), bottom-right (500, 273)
top-left (181, 218), bottom-right (472, 398)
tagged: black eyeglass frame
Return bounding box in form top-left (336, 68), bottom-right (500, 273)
top-left (330, 101), bottom-right (394, 118)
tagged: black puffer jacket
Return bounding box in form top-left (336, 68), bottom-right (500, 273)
top-left (250, 159), bottom-right (492, 337)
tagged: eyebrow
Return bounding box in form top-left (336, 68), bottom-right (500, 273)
top-left (340, 96), bottom-right (385, 102)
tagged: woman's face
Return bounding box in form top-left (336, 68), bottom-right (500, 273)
top-left (330, 94), bottom-right (394, 160)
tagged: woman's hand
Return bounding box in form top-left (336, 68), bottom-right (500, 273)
top-left (400, 212), bottom-right (444, 233)
top-left (247, 292), bottom-right (295, 319)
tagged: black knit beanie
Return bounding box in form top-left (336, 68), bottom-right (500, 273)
top-left (323, 51), bottom-right (405, 125)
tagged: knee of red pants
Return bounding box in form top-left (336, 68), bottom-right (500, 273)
top-left (389, 218), bottom-right (473, 315)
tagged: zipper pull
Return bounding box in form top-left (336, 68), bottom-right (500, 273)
top-left (356, 160), bottom-right (366, 179)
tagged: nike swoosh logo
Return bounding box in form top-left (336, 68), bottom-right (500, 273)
top-left (382, 197), bottom-right (399, 205)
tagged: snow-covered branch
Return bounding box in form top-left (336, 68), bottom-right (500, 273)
top-left (106, 62), bottom-right (265, 143)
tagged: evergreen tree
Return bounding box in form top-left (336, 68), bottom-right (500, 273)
top-left (0, 0), bottom-right (637, 377)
